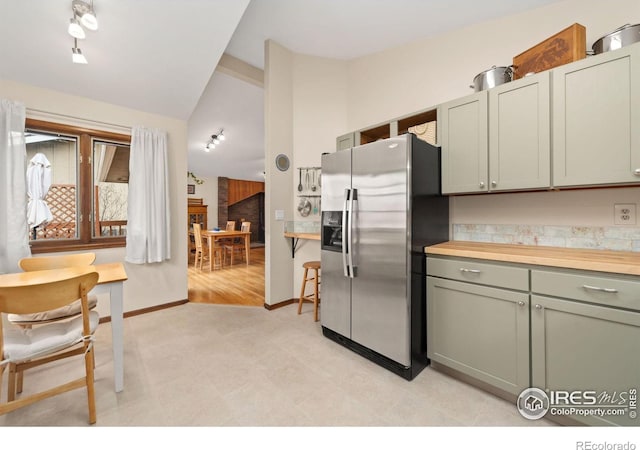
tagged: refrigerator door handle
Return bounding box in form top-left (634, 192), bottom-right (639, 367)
top-left (342, 188), bottom-right (350, 277)
top-left (347, 188), bottom-right (356, 278)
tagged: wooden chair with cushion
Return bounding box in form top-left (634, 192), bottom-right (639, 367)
top-left (9, 252), bottom-right (98, 395)
top-left (0, 271), bottom-right (100, 424)
top-left (10, 252), bottom-right (98, 326)
top-left (224, 221), bottom-right (250, 265)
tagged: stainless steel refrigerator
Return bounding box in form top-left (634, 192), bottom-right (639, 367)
top-left (320, 133), bottom-right (448, 380)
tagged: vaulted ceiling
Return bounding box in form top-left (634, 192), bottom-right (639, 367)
top-left (1, 0), bottom-right (567, 181)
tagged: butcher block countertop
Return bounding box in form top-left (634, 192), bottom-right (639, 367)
top-left (425, 241), bottom-right (640, 276)
top-left (284, 232), bottom-right (320, 241)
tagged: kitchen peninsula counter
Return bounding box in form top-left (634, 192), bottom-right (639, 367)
top-left (425, 241), bottom-right (640, 276)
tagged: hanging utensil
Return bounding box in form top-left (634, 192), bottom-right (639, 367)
top-left (298, 168), bottom-right (303, 192)
top-left (298, 197), bottom-right (312, 217)
top-left (311, 169), bottom-right (317, 192)
top-left (313, 197), bottom-right (318, 215)
top-left (305, 169), bottom-right (310, 191)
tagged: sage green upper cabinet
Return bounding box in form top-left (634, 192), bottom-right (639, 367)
top-left (488, 72), bottom-right (551, 191)
top-left (553, 43), bottom-right (640, 187)
top-left (440, 72), bottom-right (551, 194)
top-left (440, 91), bottom-right (488, 194)
top-left (336, 132), bottom-right (355, 151)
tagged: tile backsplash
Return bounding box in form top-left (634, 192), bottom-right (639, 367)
top-left (453, 224), bottom-right (640, 252)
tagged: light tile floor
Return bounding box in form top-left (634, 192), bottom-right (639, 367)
top-left (0, 303), bottom-right (555, 428)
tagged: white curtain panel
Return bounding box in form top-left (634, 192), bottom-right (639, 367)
top-left (125, 126), bottom-right (171, 264)
top-left (0, 99), bottom-right (31, 274)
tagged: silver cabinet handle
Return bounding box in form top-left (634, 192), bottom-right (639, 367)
top-left (459, 268), bottom-right (481, 274)
top-left (634, 168), bottom-right (640, 176)
top-left (583, 284), bottom-right (618, 293)
top-left (491, 181), bottom-right (497, 187)
top-left (518, 301), bottom-right (525, 307)
top-left (535, 304), bottom-right (543, 310)
top-left (479, 181), bottom-right (485, 188)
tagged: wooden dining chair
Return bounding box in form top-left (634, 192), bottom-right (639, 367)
top-left (194, 224), bottom-right (222, 270)
top-left (10, 253), bottom-right (98, 326)
top-left (10, 252), bottom-right (98, 395)
top-left (0, 271), bottom-right (100, 424)
top-left (224, 221), bottom-right (251, 265)
top-left (217, 220), bottom-right (236, 248)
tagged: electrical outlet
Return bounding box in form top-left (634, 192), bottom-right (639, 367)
top-left (614, 204), bottom-right (637, 225)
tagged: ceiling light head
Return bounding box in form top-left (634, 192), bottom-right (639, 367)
top-left (212, 135), bottom-right (220, 145)
top-left (71, 40), bottom-right (88, 64)
top-left (72, 0), bottom-right (98, 31)
top-left (218, 130), bottom-right (226, 141)
top-left (68, 17), bottom-right (85, 39)
top-left (206, 141), bottom-right (216, 151)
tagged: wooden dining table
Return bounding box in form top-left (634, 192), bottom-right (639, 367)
top-left (201, 229), bottom-right (251, 270)
top-left (0, 262), bottom-right (128, 392)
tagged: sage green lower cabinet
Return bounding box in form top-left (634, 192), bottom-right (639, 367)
top-left (531, 285), bottom-right (640, 426)
top-left (426, 276), bottom-right (530, 395)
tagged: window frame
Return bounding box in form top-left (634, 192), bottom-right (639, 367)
top-left (26, 118), bottom-right (131, 254)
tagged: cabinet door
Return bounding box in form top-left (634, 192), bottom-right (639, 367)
top-left (531, 294), bottom-right (640, 426)
top-left (439, 91), bottom-right (489, 194)
top-left (427, 276), bottom-right (529, 394)
top-left (553, 44), bottom-right (640, 187)
top-left (336, 132), bottom-right (355, 151)
top-left (489, 72), bottom-right (550, 191)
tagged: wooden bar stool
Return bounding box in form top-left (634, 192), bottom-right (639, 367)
top-left (298, 260), bottom-right (321, 322)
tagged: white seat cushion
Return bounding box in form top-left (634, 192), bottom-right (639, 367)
top-left (3, 311), bottom-right (99, 363)
top-left (7, 294), bottom-right (98, 324)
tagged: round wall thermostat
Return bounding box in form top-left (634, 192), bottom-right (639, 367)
top-left (275, 154), bottom-right (290, 171)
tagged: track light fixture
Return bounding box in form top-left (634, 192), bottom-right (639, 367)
top-left (72, 39), bottom-right (88, 64)
top-left (204, 129), bottom-right (226, 152)
top-left (72, 0), bottom-right (98, 31)
top-left (68, 0), bottom-right (98, 64)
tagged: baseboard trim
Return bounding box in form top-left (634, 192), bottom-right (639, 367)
top-left (98, 299), bottom-right (189, 324)
top-left (263, 299), bottom-right (296, 310)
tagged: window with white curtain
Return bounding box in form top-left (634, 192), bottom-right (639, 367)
top-left (26, 118), bottom-right (131, 253)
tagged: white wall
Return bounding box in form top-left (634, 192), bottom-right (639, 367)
top-left (188, 175), bottom-right (218, 228)
top-left (344, 0), bottom-right (640, 233)
top-left (1, 79), bottom-right (188, 317)
top-left (290, 54), bottom-right (349, 296)
top-left (264, 41), bottom-right (295, 305)
top-left (346, 0), bottom-right (640, 132)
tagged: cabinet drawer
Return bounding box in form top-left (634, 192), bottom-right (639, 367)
top-left (531, 270), bottom-right (640, 312)
top-left (427, 257), bottom-right (529, 291)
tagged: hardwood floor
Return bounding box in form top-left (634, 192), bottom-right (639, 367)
top-left (188, 246), bottom-right (265, 307)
